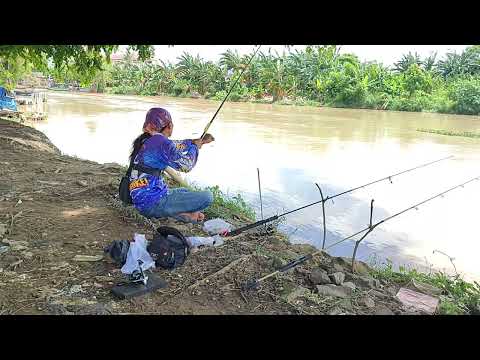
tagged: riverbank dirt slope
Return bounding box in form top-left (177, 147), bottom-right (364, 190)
top-left (0, 119), bottom-right (415, 315)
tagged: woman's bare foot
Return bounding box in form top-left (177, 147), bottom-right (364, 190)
top-left (196, 212), bottom-right (205, 222)
top-left (176, 211), bottom-right (205, 223)
top-left (177, 212), bottom-right (197, 222)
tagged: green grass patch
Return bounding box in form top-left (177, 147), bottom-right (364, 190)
top-left (417, 128), bottom-right (480, 139)
top-left (168, 178), bottom-right (256, 222)
top-left (200, 185), bottom-right (256, 221)
top-left (369, 258), bottom-right (480, 315)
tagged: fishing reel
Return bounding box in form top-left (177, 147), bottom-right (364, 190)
top-left (128, 260), bottom-right (149, 286)
top-left (250, 223), bottom-right (276, 238)
top-left (242, 279), bottom-right (260, 292)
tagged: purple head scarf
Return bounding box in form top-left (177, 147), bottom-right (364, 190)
top-left (143, 108), bottom-right (173, 134)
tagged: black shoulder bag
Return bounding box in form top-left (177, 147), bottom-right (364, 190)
top-left (118, 157), bottom-right (136, 205)
top-left (147, 226), bottom-right (190, 269)
top-left (118, 141), bottom-right (164, 205)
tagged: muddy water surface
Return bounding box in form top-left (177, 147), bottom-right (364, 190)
top-left (27, 92), bottom-right (480, 280)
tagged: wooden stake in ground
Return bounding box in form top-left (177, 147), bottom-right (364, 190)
top-left (9, 210), bottom-right (32, 235)
top-left (188, 254), bottom-right (253, 290)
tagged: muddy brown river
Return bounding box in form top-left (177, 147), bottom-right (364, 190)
top-left (27, 92), bottom-right (480, 281)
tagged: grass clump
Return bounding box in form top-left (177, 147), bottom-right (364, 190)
top-left (201, 185), bottom-right (256, 221)
top-left (370, 258), bottom-right (480, 315)
top-left (174, 180), bottom-right (256, 222)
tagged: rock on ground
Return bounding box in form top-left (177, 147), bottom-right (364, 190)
top-left (328, 307), bottom-right (345, 315)
top-left (360, 296), bottom-right (375, 308)
top-left (46, 303), bottom-right (74, 315)
top-left (73, 255), bottom-right (103, 262)
top-left (0, 223), bottom-right (7, 237)
top-left (356, 276), bottom-right (380, 289)
top-left (310, 269), bottom-right (331, 285)
top-left (22, 251), bottom-right (34, 259)
top-left (75, 303), bottom-right (113, 315)
top-left (316, 284), bottom-right (352, 299)
top-left (374, 305), bottom-right (394, 315)
top-left (291, 243), bottom-right (317, 254)
top-left (284, 286), bottom-right (311, 303)
top-left (410, 279), bottom-right (443, 297)
top-left (351, 260), bottom-right (371, 275)
top-left (76, 180), bottom-right (88, 187)
top-left (370, 290), bottom-right (390, 300)
top-left (343, 282), bottom-right (356, 291)
top-left (333, 263), bottom-right (345, 272)
top-left (329, 272), bottom-right (345, 285)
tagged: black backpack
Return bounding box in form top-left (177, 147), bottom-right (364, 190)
top-left (118, 143), bottom-right (141, 205)
top-left (104, 227), bottom-right (189, 270)
top-left (104, 239), bottom-right (130, 265)
top-left (119, 176), bottom-right (133, 205)
top-left (147, 226), bottom-right (190, 270)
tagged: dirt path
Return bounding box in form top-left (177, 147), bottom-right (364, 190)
top-left (0, 119), bottom-right (409, 315)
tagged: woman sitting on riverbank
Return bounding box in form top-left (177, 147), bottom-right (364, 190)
top-left (129, 107), bottom-right (214, 223)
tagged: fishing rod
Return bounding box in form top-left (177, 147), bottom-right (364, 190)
top-left (225, 155), bottom-right (453, 237)
top-left (243, 175), bottom-right (480, 290)
top-left (200, 45), bottom-right (262, 140)
top-left (166, 45), bottom-right (261, 185)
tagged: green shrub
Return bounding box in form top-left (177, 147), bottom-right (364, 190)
top-left (110, 85), bottom-right (136, 95)
top-left (212, 90), bottom-right (228, 101)
top-left (388, 92), bottom-right (431, 112)
top-left (202, 185), bottom-right (255, 220)
top-left (448, 77), bottom-right (480, 115)
top-left (172, 79), bottom-right (190, 97)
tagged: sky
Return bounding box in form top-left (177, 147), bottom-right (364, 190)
top-left (149, 45), bottom-right (470, 66)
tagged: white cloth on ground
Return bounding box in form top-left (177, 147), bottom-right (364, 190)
top-left (121, 233), bottom-right (155, 274)
top-left (202, 218), bottom-right (234, 235)
top-left (186, 235), bottom-right (224, 248)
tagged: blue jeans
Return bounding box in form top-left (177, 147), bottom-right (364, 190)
top-left (143, 188), bottom-right (213, 219)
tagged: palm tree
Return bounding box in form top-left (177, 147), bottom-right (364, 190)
top-left (394, 52), bottom-right (422, 73)
top-left (437, 46), bottom-right (480, 78)
top-left (219, 49), bottom-right (243, 72)
top-left (257, 52), bottom-right (293, 102)
top-left (176, 52), bottom-right (224, 95)
top-left (437, 52), bottom-right (469, 78)
top-left (176, 52), bottom-right (201, 79)
top-left (155, 60), bottom-right (178, 94)
top-left (422, 52), bottom-right (437, 72)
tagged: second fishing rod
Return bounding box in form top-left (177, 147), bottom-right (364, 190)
top-left (224, 155), bottom-right (453, 237)
top-left (242, 175), bottom-right (480, 291)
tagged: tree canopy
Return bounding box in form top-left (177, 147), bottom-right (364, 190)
top-left (0, 45), bottom-right (154, 89)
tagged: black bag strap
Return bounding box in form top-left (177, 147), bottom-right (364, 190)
top-left (132, 163), bottom-right (164, 177)
top-left (125, 148), bottom-right (139, 178)
top-left (125, 136), bottom-right (163, 178)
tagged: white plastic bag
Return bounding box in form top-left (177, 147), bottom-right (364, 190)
top-left (202, 218), bottom-right (233, 235)
top-left (186, 235), bottom-right (224, 248)
top-left (121, 233), bottom-right (155, 274)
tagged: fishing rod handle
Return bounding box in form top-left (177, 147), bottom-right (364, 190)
top-left (278, 254), bottom-right (313, 272)
top-left (200, 121), bottom-right (213, 140)
top-left (226, 215), bottom-right (279, 237)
